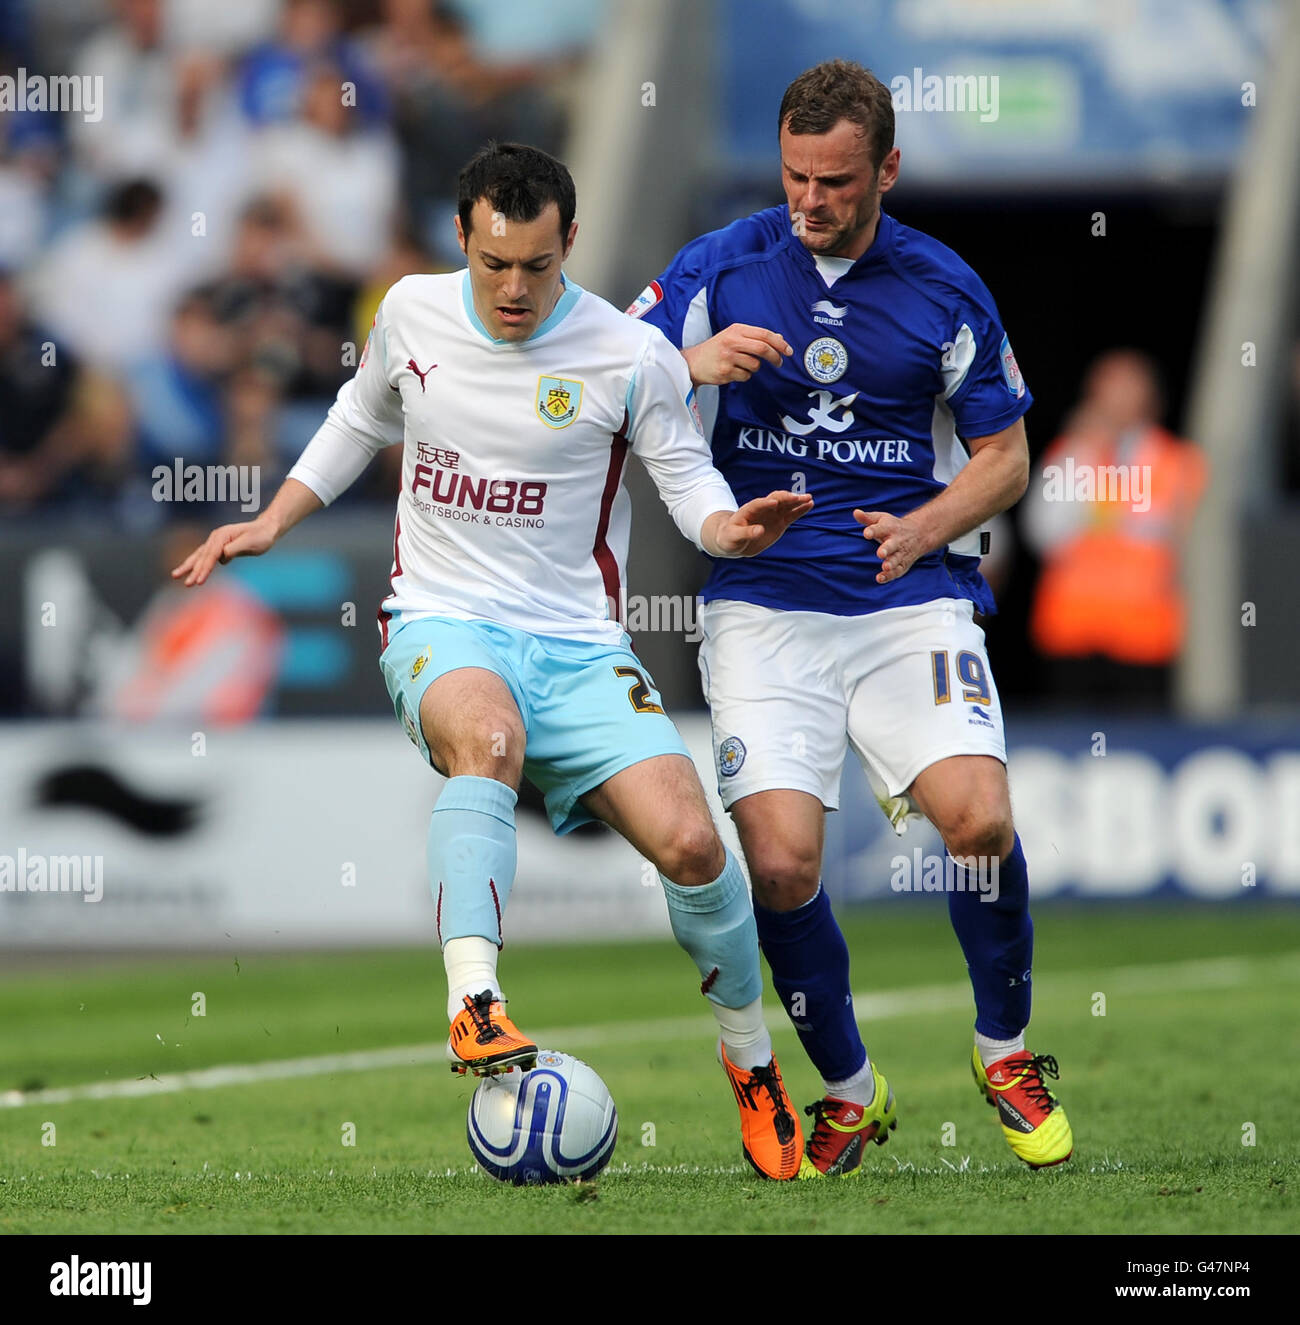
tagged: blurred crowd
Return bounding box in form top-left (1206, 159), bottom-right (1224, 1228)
top-left (0, 0), bottom-right (604, 524)
top-left (1, 0), bottom-right (1223, 712)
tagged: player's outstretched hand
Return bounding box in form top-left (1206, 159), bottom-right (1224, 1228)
top-left (713, 491), bottom-right (814, 557)
top-left (170, 516), bottom-right (277, 587)
top-left (854, 509), bottom-right (927, 583)
top-left (683, 324), bottom-right (792, 386)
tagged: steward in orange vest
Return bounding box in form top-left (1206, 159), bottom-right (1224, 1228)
top-left (1021, 351), bottom-right (1206, 692)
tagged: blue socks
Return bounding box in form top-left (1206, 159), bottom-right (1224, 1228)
top-left (755, 884), bottom-right (867, 1084)
top-left (428, 775), bottom-right (517, 947)
top-left (947, 832), bottom-right (1033, 1039)
top-left (659, 849), bottom-right (763, 1009)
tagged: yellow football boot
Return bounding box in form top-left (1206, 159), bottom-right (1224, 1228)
top-left (972, 1047), bottom-right (1073, 1169)
top-left (798, 1063), bottom-right (898, 1178)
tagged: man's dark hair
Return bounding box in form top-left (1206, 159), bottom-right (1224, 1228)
top-left (104, 177), bottom-right (164, 226)
top-left (457, 142), bottom-right (576, 241)
top-left (778, 60), bottom-right (895, 172)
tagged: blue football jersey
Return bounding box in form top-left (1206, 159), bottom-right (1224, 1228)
top-left (630, 206), bottom-right (1031, 616)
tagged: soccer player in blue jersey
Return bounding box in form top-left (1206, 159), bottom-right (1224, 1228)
top-left (630, 60), bottom-right (1073, 1176)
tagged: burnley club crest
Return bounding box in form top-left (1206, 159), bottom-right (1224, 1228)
top-left (536, 375), bottom-right (584, 429)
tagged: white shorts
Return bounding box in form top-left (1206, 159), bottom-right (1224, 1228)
top-left (697, 598), bottom-right (1007, 819)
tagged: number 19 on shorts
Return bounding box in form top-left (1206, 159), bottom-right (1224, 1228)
top-left (931, 650), bottom-right (991, 706)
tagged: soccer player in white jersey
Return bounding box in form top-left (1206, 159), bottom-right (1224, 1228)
top-left (173, 142), bottom-right (815, 1181)
top-left (632, 61), bottom-right (1073, 1176)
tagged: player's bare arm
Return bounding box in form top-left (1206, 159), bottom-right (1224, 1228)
top-left (854, 417), bottom-right (1030, 583)
top-left (683, 323), bottom-right (793, 386)
top-left (702, 490), bottom-right (814, 557)
top-left (170, 477), bottom-right (323, 587)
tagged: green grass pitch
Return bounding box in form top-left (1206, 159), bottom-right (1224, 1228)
top-left (1, 903), bottom-right (1296, 1234)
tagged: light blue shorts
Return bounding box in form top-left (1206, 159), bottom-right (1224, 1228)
top-left (379, 615), bottom-right (690, 835)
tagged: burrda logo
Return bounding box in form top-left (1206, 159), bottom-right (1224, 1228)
top-left (811, 299), bottom-right (847, 327)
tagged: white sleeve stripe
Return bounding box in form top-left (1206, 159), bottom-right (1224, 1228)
top-left (930, 394), bottom-right (984, 557)
top-left (682, 285), bottom-right (712, 347)
top-left (682, 286), bottom-right (719, 442)
top-left (942, 322), bottom-right (976, 400)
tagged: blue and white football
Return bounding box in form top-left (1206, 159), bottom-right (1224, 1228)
top-left (467, 1050), bottom-right (617, 1185)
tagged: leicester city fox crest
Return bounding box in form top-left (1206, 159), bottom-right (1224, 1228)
top-left (804, 336), bottom-right (848, 385)
top-left (536, 375), bottom-right (584, 429)
top-left (718, 736), bottom-right (746, 777)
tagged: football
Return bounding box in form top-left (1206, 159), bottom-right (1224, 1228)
top-left (467, 1050), bottom-right (618, 1185)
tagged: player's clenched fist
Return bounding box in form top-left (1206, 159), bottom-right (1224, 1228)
top-left (683, 323), bottom-right (793, 386)
top-left (706, 491), bottom-right (814, 557)
top-left (854, 509), bottom-right (928, 584)
top-left (170, 516), bottom-right (278, 587)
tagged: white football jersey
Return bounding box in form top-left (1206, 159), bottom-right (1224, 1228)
top-left (287, 271), bottom-right (738, 646)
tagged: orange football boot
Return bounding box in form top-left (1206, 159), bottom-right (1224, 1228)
top-left (448, 990), bottom-right (538, 1076)
top-left (719, 1043), bottom-right (803, 1180)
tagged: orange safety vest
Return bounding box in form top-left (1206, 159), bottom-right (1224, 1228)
top-left (1030, 426), bottom-right (1207, 666)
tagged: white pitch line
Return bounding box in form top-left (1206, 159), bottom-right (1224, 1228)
top-left (2, 950), bottom-right (1296, 1111)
